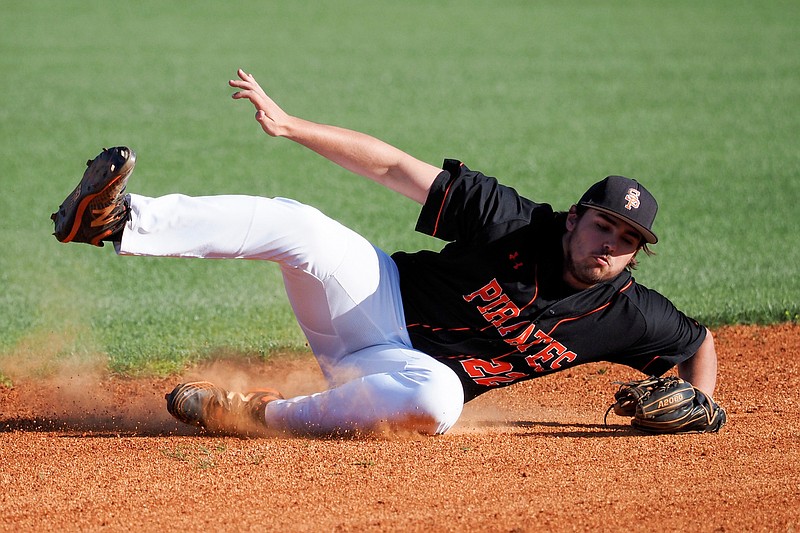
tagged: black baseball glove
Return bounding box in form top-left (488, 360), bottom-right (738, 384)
top-left (605, 376), bottom-right (726, 434)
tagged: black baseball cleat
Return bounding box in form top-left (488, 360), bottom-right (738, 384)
top-left (51, 146), bottom-right (136, 247)
top-left (165, 381), bottom-right (284, 436)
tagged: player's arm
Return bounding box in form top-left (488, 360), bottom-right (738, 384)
top-left (677, 328), bottom-right (718, 397)
top-left (229, 68), bottom-right (440, 204)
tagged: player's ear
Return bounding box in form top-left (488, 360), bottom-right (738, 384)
top-left (565, 205), bottom-right (579, 232)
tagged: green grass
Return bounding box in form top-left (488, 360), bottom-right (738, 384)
top-left (1, 0), bottom-right (798, 378)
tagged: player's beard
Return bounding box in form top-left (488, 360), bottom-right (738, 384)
top-left (563, 247), bottom-right (609, 287)
top-left (562, 228), bottom-right (625, 288)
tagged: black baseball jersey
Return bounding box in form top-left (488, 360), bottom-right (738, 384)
top-left (392, 160), bottom-right (706, 402)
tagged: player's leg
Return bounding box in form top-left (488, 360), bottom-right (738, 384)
top-left (125, 192), bottom-right (467, 434)
top-left (118, 193), bottom-right (341, 264)
top-left (267, 245), bottom-right (466, 435)
top-left (263, 344), bottom-right (465, 436)
top-left (118, 192), bottom-right (405, 376)
top-left (53, 149), bottom-right (465, 435)
top-left (167, 346), bottom-right (465, 436)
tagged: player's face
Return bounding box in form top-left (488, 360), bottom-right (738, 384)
top-left (562, 207), bottom-right (642, 289)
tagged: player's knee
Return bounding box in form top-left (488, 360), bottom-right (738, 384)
top-left (259, 198), bottom-right (350, 271)
top-left (400, 366), bottom-right (464, 435)
top-left (269, 199), bottom-right (333, 241)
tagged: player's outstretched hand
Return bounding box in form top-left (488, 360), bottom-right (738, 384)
top-left (229, 68), bottom-right (291, 137)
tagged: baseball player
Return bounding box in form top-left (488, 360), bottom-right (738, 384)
top-left (50, 69), bottom-right (725, 436)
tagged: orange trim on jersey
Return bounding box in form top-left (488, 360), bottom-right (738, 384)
top-left (545, 279), bottom-right (632, 336)
top-left (641, 356), bottom-right (661, 372)
top-left (431, 178), bottom-right (455, 238)
top-left (517, 265), bottom-right (539, 312)
top-left (547, 302), bottom-right (612, 336)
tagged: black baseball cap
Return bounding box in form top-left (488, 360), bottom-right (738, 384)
top-left (578, 176), bottom-right (659, 244)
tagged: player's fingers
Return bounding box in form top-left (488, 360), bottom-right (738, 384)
top-left (230, 69), bottom-right (255, 89)
top-left (230, 75), bottom-right (267, 97)
top-left (232, 91), bottom-right (262, 104)
top-left (229, 77), bottom-right (253, 90)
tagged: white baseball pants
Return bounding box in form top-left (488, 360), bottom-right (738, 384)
top-left (117, 193), bottom-right (464, 435)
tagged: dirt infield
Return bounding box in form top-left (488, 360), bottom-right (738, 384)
top-left (1, 324), bottom-right (798, 532)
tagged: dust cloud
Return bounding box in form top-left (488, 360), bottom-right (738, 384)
top-left (1, 337), bottom-right (515, 437)
top-left (0, 345), bottom-right (330, 436)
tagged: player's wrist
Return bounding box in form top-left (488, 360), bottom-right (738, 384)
top-left (276, 114), bottom-right (309, 140)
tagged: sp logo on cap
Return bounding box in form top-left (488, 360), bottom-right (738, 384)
top-left (578, 176), bottom-right (659, 243)
top-left (624, 188), bottom-right (641, 210)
